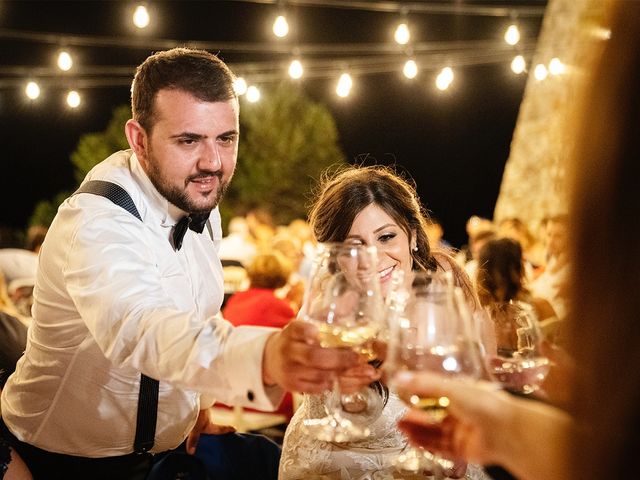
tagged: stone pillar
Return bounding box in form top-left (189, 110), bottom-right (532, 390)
top-left (493, 0), bottom-right (607, 233)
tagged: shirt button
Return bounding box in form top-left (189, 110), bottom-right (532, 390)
top-left (247, 390), bottom-right (255, 402)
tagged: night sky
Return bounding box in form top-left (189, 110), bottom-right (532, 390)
top-left (0, 1), bottom-right (546, 247)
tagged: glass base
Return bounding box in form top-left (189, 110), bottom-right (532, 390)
top-left (393, 447), bottom-right (455, 476)
top-left (302, 414), bottom-right (371, 443)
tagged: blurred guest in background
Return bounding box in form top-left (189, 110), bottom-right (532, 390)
top-left (223, 251), bottom-right (295, 330)
top-left (529, 215), bottom-right (570, 319)
top-left (476, 237), bottom-right (556, 323)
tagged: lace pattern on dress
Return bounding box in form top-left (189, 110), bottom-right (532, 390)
top-left (279, 391), bottom-right (491, 480)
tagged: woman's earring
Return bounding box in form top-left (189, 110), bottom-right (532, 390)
top-left (412, 246), bottom-right (418, 252)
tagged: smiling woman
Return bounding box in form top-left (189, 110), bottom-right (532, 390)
top-left (278, 164), bottom-right (488, 480)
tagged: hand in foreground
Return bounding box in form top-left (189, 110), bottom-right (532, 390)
top-left (395, 371), bottom-right (572, 480)
top-left (262, 320), bottom-right (379, 394)
top-left (394, 371), bottom-right (511, 467)
top-left (186, 408), bottom-right (236, 455)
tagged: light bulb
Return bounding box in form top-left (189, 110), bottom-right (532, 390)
top-left (67, 90), bottom-right (81, 108)
top-left (233, 77), bottom-right (248, 95)
top-left (534, 63), bottom-right (548, 81)
top-left (57, 51), bottom-right (73, 71)
top-left (288, 59), bottom-right (303, 79)
top-left (336, 73), bottom-right (353, 98)
top-left (511, 55), bottom-right (526, 74)
top-left (403, 59), bottom-right (418, 79)
top-left (246, 85), bottom-right (261, 103)
top-left (548, 57), bottom-right (565, 75)
top-left (25, 81), bottom-right (40, 100)
top-left (273, 15), bottom-right (289, 38)
top-left (394, 23), bottom-right (410, 45)
top-left (504, 24), bottom-right (520, 45)
top-left (440, 67), bottom-right (454, 84)
top-left (133, 5), bottom-right (150, 29)
top-left (436, 67), bottom-right (453, 91)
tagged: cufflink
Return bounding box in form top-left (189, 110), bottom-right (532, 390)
top-left (247, 390), bottom-right (255, 401)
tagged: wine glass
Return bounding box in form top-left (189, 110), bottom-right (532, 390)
top-left (484, 300), bottom-right (551, 395)
top-left (301, 242), bottom-right (385, 442)
top-left (386, 270), bottom-right (484, 475)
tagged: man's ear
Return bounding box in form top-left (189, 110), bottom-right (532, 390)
top-left (125, 119), bottom-right (149, 169)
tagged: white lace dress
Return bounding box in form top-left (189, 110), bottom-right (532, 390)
top-left (279, 391), bottom-right (490, 480)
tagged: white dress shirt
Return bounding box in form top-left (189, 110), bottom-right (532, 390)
top-left (1, 150), bottom-right (281, 457)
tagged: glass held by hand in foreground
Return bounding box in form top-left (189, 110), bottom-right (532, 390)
top-left (385, 269), bottom-right (484, 473)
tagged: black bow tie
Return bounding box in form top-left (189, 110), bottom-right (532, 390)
top-left (172, 212), bottom-right (209, 251)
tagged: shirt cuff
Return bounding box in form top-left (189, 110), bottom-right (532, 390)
top-left (223, 326), bottom-right (284, 410)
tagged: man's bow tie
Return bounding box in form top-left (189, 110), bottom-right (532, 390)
top-left (172, 212), bottom-right (209, 251)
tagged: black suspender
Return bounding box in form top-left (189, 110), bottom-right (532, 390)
top-left (74, 180), bottom-right (159, 454)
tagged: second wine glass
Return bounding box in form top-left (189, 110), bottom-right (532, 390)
top-left (301, 242), bottom-right (385, 442)
top-left (386, 269), bottom-right (484, 475)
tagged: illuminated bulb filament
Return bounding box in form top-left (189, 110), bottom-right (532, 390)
top-left (67, 90), bottom-right (81, 108)
top-left (403, 59), bottom-right (418, 79)
top-left (289, 59), bottom-right (303, 79)
top-left (273, 15), bottom-right (289, 38)
top-left (233, 77), bottom-right (248, 95)
top-left (336, 73), bottom-right (353, 98)
top-left (25, 81), bottom-right (40, 100)
top-left (504, 24), bottom-right (520, 45)
top-left (548, 57), bottom-right (565, 75)
top-left (133, 5), bottom-right (150, 28)
top-left (534, 63), bottom-right (548, 81)
top-left (246, 85), bottom-right (261, 103)
top-left (436, 67), bottom-right (454, 90)
top-left (511, 55), bottom-right (526, 74)
top-left (57, 51), bottom-right (73, 71)
top-left (394, 23), bottom-right (410, 45)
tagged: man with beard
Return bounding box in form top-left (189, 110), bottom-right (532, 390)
top-left (0, 48), bottom-right (377, 478)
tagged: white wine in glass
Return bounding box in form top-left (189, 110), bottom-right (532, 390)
top-left (301, 242), bottom-right (385, 442)
top-left (386, 270), bottom-right (483, 473)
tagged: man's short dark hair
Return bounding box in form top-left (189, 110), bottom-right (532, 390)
top-left (131, 47), bottom-right (237, 132)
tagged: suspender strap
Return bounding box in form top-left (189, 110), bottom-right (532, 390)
top-left (74, 180), bottom-right (159, 454)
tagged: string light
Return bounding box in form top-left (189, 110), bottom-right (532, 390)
top-left (246, 85), bottom-right (261, 102)
top-left (3, 3), bottom-right (546, 107)
top-left (402, 59), bottom-right (418, 79)
top-left (273, 15), bottom-right (289, 38)
top-left (533, 63), bottom-right (548, 81)
top-left (435, 66), bottom-right (454, 90)
top-left (133, 4), bottom-right (150, 29)
top-left (510, 54), bottom-right (526, 74)
top-left (66, 90), bottom-right (81, 108)
top-left (57, 50), bottom-right (73, 71)
top-left (288, 59), bottom-right (304, 79)
top-left (25, 81), bottom-right (40, 100)
top-left (394, 23), bottom-right (410, 45)
top-left (233, 77), bottom-right (248, 95)
top-left (548, 57), bottom-right (565, 75)
top-left (504, 24), bottom-right (520, 45)
top-left (336, 72), bottom-right (353, 98)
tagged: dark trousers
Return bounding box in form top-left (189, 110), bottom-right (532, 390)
top-left (1, 417), bottom-right (153, 480)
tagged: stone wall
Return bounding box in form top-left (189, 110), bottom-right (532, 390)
top-left (493, 0), bottom-right (607, 234)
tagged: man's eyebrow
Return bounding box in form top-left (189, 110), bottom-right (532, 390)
top-left (217, 129), bottom-right (239, 138)
top-left (170, 132), bottom-right (205, 140)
